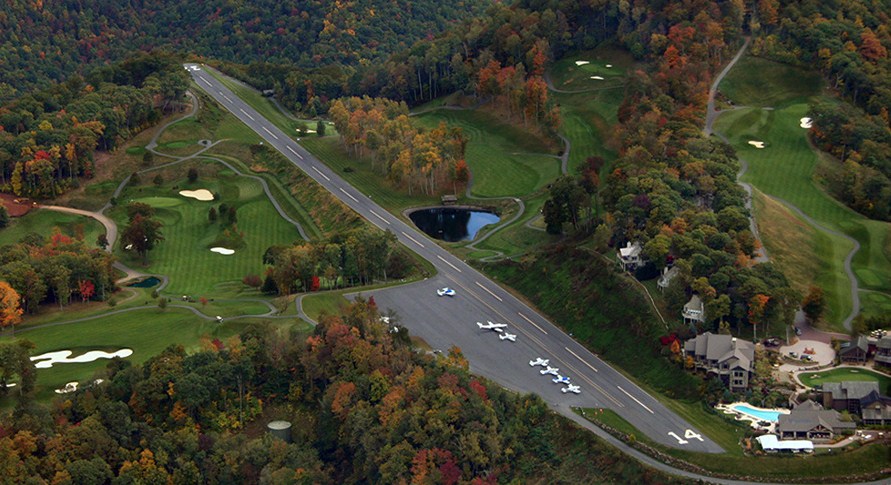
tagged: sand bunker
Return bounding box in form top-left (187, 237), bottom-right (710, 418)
top-left (748, 141), bottom-right (766, 149)
top-left (31, 349), bottom-right (133, 369)
top-left (590, 76), bottom-right (604, 80)
top-left (575, 60), bottom-right (590, 66)
top-left (179, 189), bottom-right (214, 201)
top-left (800, 117), bottom-right (813, 129)
top-left (55, 382), bottom-right (79, 394)
top-left (210, 247), bottom-right (235, 255)
top-left (606, 64), bottom-right (613, 68)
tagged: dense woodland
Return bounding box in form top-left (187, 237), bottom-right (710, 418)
top-left (0, 300), bottom-right (679, 484)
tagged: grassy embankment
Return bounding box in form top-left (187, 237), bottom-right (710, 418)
top-left (715, 56), bottom-right (891, 328)
top-left (0, 210), bottom-right (105, 248)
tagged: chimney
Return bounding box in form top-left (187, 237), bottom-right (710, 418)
top-left (731, 337), bottom-right (737, 349)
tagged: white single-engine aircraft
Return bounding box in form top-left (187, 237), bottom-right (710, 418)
top-left (561, 384), bottom-right (581, 394)
top-left (499, 332), bottom-right (517, 342)
top-left (529, 358), bottom-right (549, 367)
top-left (540, 366), bottom-right (559, 376)
top-left (552, 375), bottom-right (570, 385)
top-left (477, 321), bottom-right (508, 332)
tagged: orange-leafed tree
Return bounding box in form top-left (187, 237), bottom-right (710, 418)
top-left (0, 281), bottom-right (24, 336)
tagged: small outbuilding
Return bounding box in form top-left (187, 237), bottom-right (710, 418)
top-left (756, 434), bottom-right (813, 453)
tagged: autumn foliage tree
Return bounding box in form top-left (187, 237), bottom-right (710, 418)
top-left (0, 281), bottom-right (23, 335)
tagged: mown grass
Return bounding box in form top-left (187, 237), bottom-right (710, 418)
top-left (414, 109), bottom-right (560, 197)
top-left (470, 194), bottom-right (554, 258)
top-left (0, 209), bottom-right (105, 248)
top-left (578, 407), bottom-right (891, 480)
top-left (111, 169), bottom-right (303, 296)
top-left (714, 79), bottom-right (891, 329)
top-left (719, 57), bottom-right (823, 108)
top-left (799, 368), bottom-right (891, 394)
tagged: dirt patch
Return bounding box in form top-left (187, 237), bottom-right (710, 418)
top-left (0, 193), bottom-right (36, 217)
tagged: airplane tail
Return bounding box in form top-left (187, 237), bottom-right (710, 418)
top-left (476, 322), bottom-right (485, 329)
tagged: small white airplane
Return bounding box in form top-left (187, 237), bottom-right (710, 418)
top-left (562, 384), bottom-right (581, 394)
top-left (540, 366), bottom-right (559, 376)
top-left (499, 332), bottom-right (516, 342)
top-left (552, 375), bottom-right (570, 385)
top-left (529, 358), bottom-right (549, 367)
top-left (477, 321), bottom-right (507, 332)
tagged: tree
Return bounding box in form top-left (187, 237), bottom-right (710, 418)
top-left (187, 167), bottom-right (198, 183)
top-left (77, 280), bottom-right (95, 303)
top-left (801, 286), bottom-right (826, 323)
top-left (143, 151), bottom-right (154, 166)
top-left (158, 297), bottom-right (167, 310)
top-left (208, 207), bottom-right (217, 223)
top-left (153, 174), bottom-right (163, 186)
top-left (122, 213), bottom-right (164, 263)
top-left (316, 120), bottom-right (326, 136)
top-left (96, 233), bottom-right (108, 250)
top-left (0, 281), bottom-right (24, 336)
top-left (0, 205), bottom-right (9, 229)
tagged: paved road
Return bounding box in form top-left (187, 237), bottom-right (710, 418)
top-left (187, 63), bottom-right (722, 453)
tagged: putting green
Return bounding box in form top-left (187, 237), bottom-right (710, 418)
top-left (135, 196), bottom-right (184, 208)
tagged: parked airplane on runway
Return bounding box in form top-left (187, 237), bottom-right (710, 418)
top-left (477, 321), bottom-right (507, 332)
top-left (562, 384), bottom-right (581, 394)
top-left (540, 366), bottom-right (559, 376)
top-left (499, 332), bottom-right (516, 342)
top-left (552, 375), bottom-right (570, 385)
top-left (529, 358), bottom-right (549, 367)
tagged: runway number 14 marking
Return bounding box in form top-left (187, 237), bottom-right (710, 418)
top-left (668, 430), bottom-right (703, 445)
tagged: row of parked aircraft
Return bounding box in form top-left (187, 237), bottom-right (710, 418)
top-left (476, 321), bottom-right (516, 342)
top-left (528, 358), bottom-right (580, 394)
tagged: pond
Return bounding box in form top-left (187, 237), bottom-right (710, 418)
top-left (409, 207), bottom-right (500, 242)
top-left (128, 276), bottom-right (160, 288)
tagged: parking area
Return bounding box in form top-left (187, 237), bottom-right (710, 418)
top-left (778, 339), bottom-right (835, 370)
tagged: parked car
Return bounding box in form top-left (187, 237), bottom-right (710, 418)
top-left (788, 351), bottom-right (798, 358)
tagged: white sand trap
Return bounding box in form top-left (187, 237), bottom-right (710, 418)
top-left (55, 382), bottom-right (79, 394)
top-left (2, 383), bottom-right (16, 388)
top-left (179, 189), bottom-right (214, 201)
top-left (606, 64), bottom-right (613, 68)
top-left (31, 349), bottom-right (133, 369)
top-left (800, 117), bottom-right (813, 128)
top-left (748, 141), bottom-right (766, 149)
top-left (306, 129), bottom-right (316, 133)
top-left (590, 76), bottom-right (604, 80)
top-left (210, 247), bottom-right (235, 255)
top-left (575, 60), bottom-right (590, 66)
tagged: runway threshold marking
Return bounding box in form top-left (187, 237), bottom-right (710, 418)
top-left (436, 255), bottom-right (462, 273)
top-left (517, 312), bottom-right (547, 335)
top-left (616, 386), bottom-right (654, 414)
top-left (339, 187), bottom-right (359, 202)
top-left (238, 108), bottom-right (256, 121)
top-left (401, 231), bottom-right (425, 248)
top-left (311, 166), bottom-right (330, 181)
top-left (474, 282), bottom-right (503, 302)
top-left (369, 210), bottom-right (391, 225)
top-left (286, 146), bottom-right (304, 160)
top-left (262, 126), bottom-right (279, 140)
top-left (564, 346), bottom-right (597, 372)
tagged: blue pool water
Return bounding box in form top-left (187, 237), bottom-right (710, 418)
top-left (731, 404), bottom-right (781, 422)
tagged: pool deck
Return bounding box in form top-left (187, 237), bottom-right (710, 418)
top-left (716, 402), bottom-right (790, 433)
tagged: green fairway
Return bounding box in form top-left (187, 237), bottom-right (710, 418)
top-left (415, 109), bottom-right (560, 197)
top-left (718, 57), bottom-right (822, 108)
top-left (799, 368), bottom-right (891, 395)
top-left (715, 57), bottom-right (891, 329)
top-left (111, 168), bottom-right (304, 296)
top-left (0, 209), bottom-right (105, 248)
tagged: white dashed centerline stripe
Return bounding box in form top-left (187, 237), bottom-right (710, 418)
top-left (223, 95), bottom-right (233, 103)
top-left (286, 145), bottom-right (304, 160)
top-left (517, 312), bottom-right (547, 335)
top-left (311, 166), bottom-right (330, 181)
top-left (564, 346), bottom-right (597, 372)
top-left (369, 209), bottom-right (391, 225)
top-left (401, 231), bottom-right (425, 248)
top-left (617, 386), bottom-right (654, 414)
top-left (238, 108), bottom-right (255, 121)
top-left (474, 282), bottom-right (503, 302)
top-left (262, 126), bottom-right (279, 140)
top-left (436, 255), bottom-right (462, 273)
top-left (199, 77), bottom-right (212, 87)
top-left (339, 187), bottom-right (359, 202)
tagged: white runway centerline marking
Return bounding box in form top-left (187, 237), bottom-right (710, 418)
top-left (617, 386), bottom-right (654, 414)
top-left (286, 146), bottom-right (304, 159)
top-left (311, 166), bottom-right (330, 181)
top-left (369, 209), bottom-right (391, 225)
top-left (474, 282), bottom-right (503, 302)
top-left (518, 312), bottom-right (547, 335)
top-left (223, 95), bottom-right (233, 103)
top-left (339, 187), bottom-right (359, 202)
top-left (199, 77), bottom-right (212, 87)
top-left (401, 231), bottom-right (425, 248)
top-left (262, 126), bottom-right (279, 140)
top-left (436, 255), bottom-right (462, 273)
top-left (238, 108), bottom-right (255, 121)
top-left (564, 346), bottom-right (597, 372)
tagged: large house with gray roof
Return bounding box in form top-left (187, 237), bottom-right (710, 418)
top-left (777, 400), bottom-right (855, 441)
top-left (838, 335), bottom-right (869, 363)
top-left (875, 336), bottom-right (891, 367)
top-left (822, 381), bottom-right (891, 425)
top-left (683, 332), bottom-right (754, 391)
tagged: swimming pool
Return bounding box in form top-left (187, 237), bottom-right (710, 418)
top-left (731, 404), bottom-right (782, 422)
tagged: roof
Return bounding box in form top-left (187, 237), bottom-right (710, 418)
top-left (840, 336), bottom-right (869, 354)
top-left (657, 266), bottom-right (679, 288)
top-left (683, 295), bottom-right (706, 321)
top-left (877, 336), bottom-right (891, 350)
top-left (757, 434), bottom-right (813, 451)
top-left (823, 381), bottom-right (880, 401)
top-left (685, 332), bottom-right (754, 369)
top-left (778, 400), bottom-right (856, 433)
top-left (618, 241), bottom-right (642, 258)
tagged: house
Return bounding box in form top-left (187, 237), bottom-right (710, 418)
top-left (441, 194), bottom-right (458, 205)
top-left (617, 241), bottom-right (642, 271)
top-left (838, 336), bottom-right (869, 363)
top-left (657, 266), bottom-right (679, 292)
top-left (682, 295), bottom-right (706, 326)
top-left (875, 336), bottom-right (891, 367)
top-left (822, 381), bottom-right (891, 425)
top-left (777, 400), bottom-right (855, 441)
top-left (682, 332), bottom-right (754, 391)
